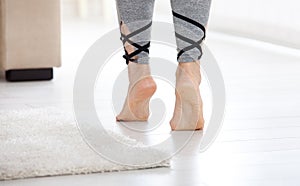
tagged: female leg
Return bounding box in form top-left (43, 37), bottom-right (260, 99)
top-left (170, 0), bottom-right (212, 130)
top-left (115, 0), bottom-right (157, 121)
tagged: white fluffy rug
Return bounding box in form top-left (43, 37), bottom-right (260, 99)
top-left (0, 107), bottom-right (169, 180)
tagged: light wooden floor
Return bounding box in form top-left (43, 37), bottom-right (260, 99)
top-left (1, 20), bottom-right (300, 186)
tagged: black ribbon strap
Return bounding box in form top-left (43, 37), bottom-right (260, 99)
top-left (172, 10), bottom-right (206, 60)
top-left (119, 21), bottom-right (152, 65)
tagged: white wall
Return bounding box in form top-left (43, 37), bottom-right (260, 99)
top-left (209, 0), bottom-right (300, 49)
top-left (61, 0), bottom-right (300, 49)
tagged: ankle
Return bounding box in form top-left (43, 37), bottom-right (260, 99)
top-left (128, 62), bottom-right (152, 84)
top-left (176, 62), bottom-right (201, 85)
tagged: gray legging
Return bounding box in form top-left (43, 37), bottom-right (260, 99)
top-left (115, 0), bottom-right (212, 64)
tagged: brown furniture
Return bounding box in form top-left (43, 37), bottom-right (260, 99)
top-left (0, 0), bottom-right (61, 81)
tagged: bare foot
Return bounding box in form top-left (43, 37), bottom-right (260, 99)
top-left (170, 61), bottom-right (204, 130)
top-left (116, 62), bottom-right (156, 121)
